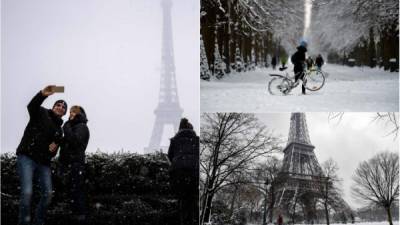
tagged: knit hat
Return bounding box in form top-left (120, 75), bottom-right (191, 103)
top-left (178, 118), bottom-right (192, 130)
top-left (299, 39), bottom-right (308, 48)
top-left (53, 100), bottom-right (67, 115)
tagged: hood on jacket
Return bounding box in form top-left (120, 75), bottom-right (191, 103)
top-left (69, 108), bottom-right (88, 125)
top-left (297, 45), bottom-right (307, 53)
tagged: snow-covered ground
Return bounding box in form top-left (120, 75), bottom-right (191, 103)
top-left (246, 222), bottom-right (399, 225)
top-left (201, 64), bottom-right (399, 112)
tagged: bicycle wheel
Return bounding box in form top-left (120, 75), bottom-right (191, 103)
top-left (304, 70), bottom-right (325, 91)
top-left (268, 77), bottom-right (291, 95)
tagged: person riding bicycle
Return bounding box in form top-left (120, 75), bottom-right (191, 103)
top-left (291, 40), bottom-right (308, 95)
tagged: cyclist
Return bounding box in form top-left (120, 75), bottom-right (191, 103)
top-left (291, 40), bottom-right (308, 95)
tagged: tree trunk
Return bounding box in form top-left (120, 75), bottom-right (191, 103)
top-left (386, 206), bottom-right (393, 225)
top-left (200, 191), bottom-right (214, 225)
top-left (263, 193), bottom-right (268, 225)
top-left (229, 185), bottom-right (238, 218)
top-left (269, 185), bottom-right (275, 223)
top-left (324, 202), bottom-right (330, 225)
top-left (224, 0), bottom-right (231, 74)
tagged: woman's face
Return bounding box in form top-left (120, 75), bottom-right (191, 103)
top-left (69, 108), bottom-right (80, 120)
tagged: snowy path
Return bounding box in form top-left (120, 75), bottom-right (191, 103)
top-left (201, 64), bottom-right (399, 112)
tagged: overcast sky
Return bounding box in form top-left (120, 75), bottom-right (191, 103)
top-left (256, 112), bottom-right (399, 210)
top-left (1, 0), bottom-right (199, 153)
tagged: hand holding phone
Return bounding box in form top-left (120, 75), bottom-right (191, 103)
top-left (41, 85), bottom-right (64, 96)
top-left (52, 86), bottom-right (64, 93)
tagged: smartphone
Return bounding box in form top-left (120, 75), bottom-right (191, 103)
top-left (52, 86), bottom-right (65, 93)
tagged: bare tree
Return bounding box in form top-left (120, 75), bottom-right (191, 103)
top-left (352, 151), bottom-right (399, 225)
top-left (328, 112), bottom-right (399, 138)
top-left (250, 157), bottom-right (281, 225)
top-left (319, 158), bottom-right (343, 225)
top-left (200, 113), bottom-right (281, 225)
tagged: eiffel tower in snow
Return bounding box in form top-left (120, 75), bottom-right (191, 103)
top-left (146, 0), bottom-right (183, 154)
top-left (274, 113), bottom-right (352, 221)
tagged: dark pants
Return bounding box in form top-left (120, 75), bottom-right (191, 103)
top-left (17, 154), bottom-right (52, 225)
top-left (294, 65), bottom-right (306, 94)
top-left (59, 162), bottom-right (87, 220)
top-left (170, 169), bottom-right (199, 225)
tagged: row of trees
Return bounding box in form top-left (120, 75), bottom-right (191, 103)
top-left (310, 0), bottom-right (399, 71)
top-left (200, 0), bottom-right (305, 80)
top-left (200, 113), bottom-right (399, 225)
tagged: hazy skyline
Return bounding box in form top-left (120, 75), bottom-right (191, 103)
top-left (1, 0), bottom-right (199, 153)
top-left (257, 112), bottom-right (399, 210)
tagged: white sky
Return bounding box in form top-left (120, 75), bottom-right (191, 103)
top-left (303, 0), bottom-right (312, 39)
top-left (1, 0), bottom-right (199, 153)
top-left (256, 112), bottom-right (399, 210)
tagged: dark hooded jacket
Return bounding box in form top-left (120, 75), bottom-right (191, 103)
top-left (316, 55), bottom-right (324, 67)
top-left (291, 45), bottom-right (307, 73)
top-left (59, 111), bottom-right (90, 165)
top-left (167, 129), bottom-right (199, 172)
top-left (16, 91), bottom-right (64, 166)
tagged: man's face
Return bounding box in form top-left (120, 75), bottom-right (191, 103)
top-left (52, 102), bottom-right (66, 117)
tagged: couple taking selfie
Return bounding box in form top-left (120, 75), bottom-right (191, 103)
top-left (16, 85), bottom-right (90, 225)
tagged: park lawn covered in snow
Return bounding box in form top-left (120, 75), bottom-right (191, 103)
top-left (245, 222), bottom-right (399, 225)
top-left (201, 64), bottom-right (399, 112)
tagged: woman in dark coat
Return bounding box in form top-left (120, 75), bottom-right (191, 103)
top-left (168, 118), bottom-right (199, 225)
top-left (315, 54), bottom-right (324, 70)
top-left (59, 105), bottom-right (90, 224)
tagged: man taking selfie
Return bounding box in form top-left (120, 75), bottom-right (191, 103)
top-left (16, 85), bottom-right (66, 225)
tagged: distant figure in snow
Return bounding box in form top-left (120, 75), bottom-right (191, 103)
top-left (291, 40), bottom-right (308, 95)
top-left (306, 56), bottom-right (314, 70)
top-left (315, 54), bottom-right (324, 70)
top-left (281, 55), bottom-right (288, 69)
top-left (278, 214), bottom-right (283, 225)
top-left (16, 85), bottom-right (66, 225)
top-left (271, 55), bottom-right (277, 70)
top-left (168, 118), bottom-right (199, 225)
top-left (59, 105), bottom-right (90, 224)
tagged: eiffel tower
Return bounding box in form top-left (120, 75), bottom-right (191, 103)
top-left (274, 113), bottom-right (352, 221)
top-left (146, 0), bottom-right (183, 153)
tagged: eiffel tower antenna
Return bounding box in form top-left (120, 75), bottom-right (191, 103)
top-left (146, 0), bottom-right (183, 153)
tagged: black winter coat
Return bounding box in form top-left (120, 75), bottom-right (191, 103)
top-left (59, 113), bottom-right (90, 165)
top-left (168, 129), bottom-right (199, 172)
top-left (16, 91), bottom-right (63, 166)
top-left (291, 45), bottom-right (307, 72)
top-left (316, 56), bottom-right (324, 67)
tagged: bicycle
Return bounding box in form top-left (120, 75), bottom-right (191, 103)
top-left (268, 66), bottom-right (326, 95)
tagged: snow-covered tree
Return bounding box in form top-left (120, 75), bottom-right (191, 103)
top-left (201, 35), bottom-right (211, 81)
top-left (250, 48), bottom-right (256, 70)
top-left (235, 45), bottom-right (244, 72)
top-left (266, 54), bottom-right (271, 68)
top-left (213, 37), bottom-right (226, 79)
top-left (201, 0), bottom-right (305, 77)
top-left (310, 0), bottom-right (398, 69)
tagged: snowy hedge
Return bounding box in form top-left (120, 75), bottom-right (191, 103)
top-left (1, 152), bottom-right (179, 225)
